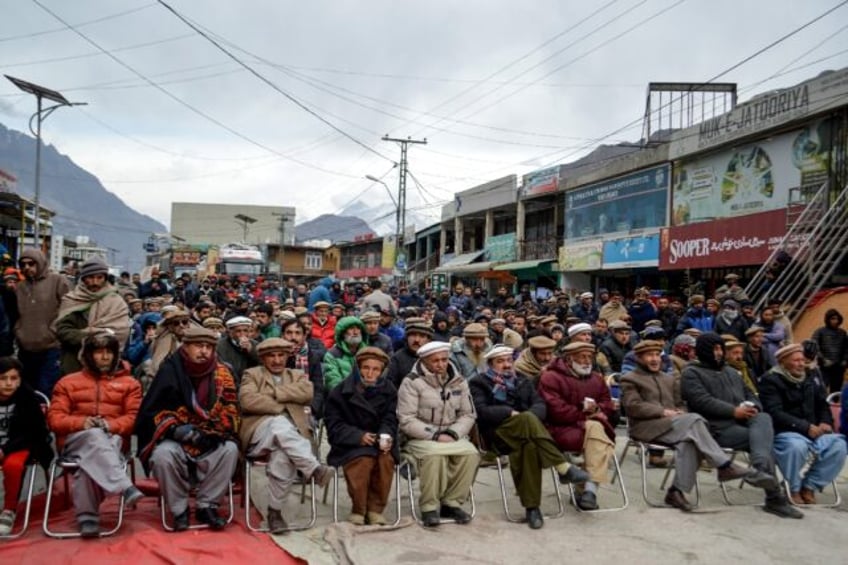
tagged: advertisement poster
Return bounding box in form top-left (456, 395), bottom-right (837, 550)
top-left (485, 232), bottom-right (516, 262)
top-left (671, 117), bottom-right (837, 226)
top-left (564, 164), bottom-right (669, 240)
top-left (659, 209), bottom-right (802, 270)
top-left (602, 234), bottom-right (660, 269)
top-left (521, 166), bottom-right (560, 199)
top-left (559, 242), bottom-right (603, 272)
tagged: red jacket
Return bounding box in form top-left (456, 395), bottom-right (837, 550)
top-left (47, 362), bottom-right (142, 451)
top-left (312, 314), bottom-right (337, 350)
top-left (537, 357), bottom-right (616, 451)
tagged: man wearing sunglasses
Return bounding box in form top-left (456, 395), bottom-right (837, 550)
top-left (14, 248), bottom-right (70, 395)
top-left (150, 306), bottom-right (194, 374)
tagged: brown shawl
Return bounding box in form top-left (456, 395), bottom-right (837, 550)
top-left (514, 348), bottom-right (544, 382)
top-left (54, 282), bottom-right (131, 349)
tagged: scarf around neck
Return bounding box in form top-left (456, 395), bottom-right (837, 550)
top-left (773, 364), bottom-right (805, 386)
top-left (485, 367), bottom-right (516, 402)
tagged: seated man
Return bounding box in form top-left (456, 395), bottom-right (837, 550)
top-left (136, 327), bottom-right (240, 531)
top-left (759, 344), bottom-right (847, 505)
top-left (47, 332), bottom-right (144, 537)
top-left (513, 335), bottom-right (557, 384)
top-left (621, 340), bottom-right (756, 512)
top-left (239, 337), bottom-right (331, 533)
top-left (216, 316), bottom-right (259, 388)
top-left (325, 347), bottom-right (398, 526)
top-left (470, 346), bottom-right (588, 529)
top-left (681, 333), bottom-right (800, 518)
top-left (323, 316), bottom-right (367, 391)
top-left (0, 357), bottom-right (53, 535)
top-left (538, 342), bottom-right (616, 510)
top-left (385, 318), bottom-right (433, 388)
top-left (397, 341), bottom-right (479, 527)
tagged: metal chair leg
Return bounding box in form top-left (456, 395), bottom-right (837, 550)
top-left (638, 443), bottom-right (699, 509)
top-left (401, 460), bottom-right (476, 526)
top-left (243, 459), bottom-right (316, 532)
top-left (568, 451), bottom-right (629, 513)
top-left (0, 464), bottom-right (38, 540)
top-left (332, 464), bottom-right (403, 526)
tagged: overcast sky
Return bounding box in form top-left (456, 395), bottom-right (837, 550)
top-left (1, 0), bottom-right (846, 235)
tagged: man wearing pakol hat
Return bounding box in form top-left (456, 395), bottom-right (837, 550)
top-left (596, 320), bottom-right (633, 377)
top-left (359, 310), bottom-right (392, 356)
top-left (239, 338), bottom-right (332, 533)
top-left (385, 317), bottom-right (433, 388)
top-left (449, 322), bottom-right (493, 381)
top-left (570, 292), bottom-right (599, 324)
top-left (681, 333), bottom-right (799, 518)
top-left (715, 273), bottom-right (749, 304)
top-left (54, 257), bottom-right (131, 376)
top-left (136, 327), bottom-right (241, 531)
top-left (620, 340), bottom-right (756, 512)
top-left (397, 340), bottom-right (478, 527)
top-left (676, 295), bottom-right (714, 335)
top-left (325, 347), bottom-right (398, 526)
top-left (513, 335), bottom-right (557, 384)
top-left (537, 342), bottom-right (617, 511)
top-left (216, 316), bottom-right (259, 388)
top-left (598, 290), bottom-right (627, 323)
top-left (724, 337), bottom-right (758, 395)
top-left (470, 346), bottom-right (588, 529)
top-left (744, 326), bottom-right (774, 379)
top-left (149, 307), bottom-right (192, 374)
top-left (627, 288), bottom-right (657, 334)
top-left (759, 343), bottom-right (847, 505)
top-left (714, 299), bottom-right (748, 342)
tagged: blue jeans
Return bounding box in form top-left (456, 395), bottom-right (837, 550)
top-left (773, 432), bottom-right (847, 492)
top-left (18, 347), bottom-right (61, 397)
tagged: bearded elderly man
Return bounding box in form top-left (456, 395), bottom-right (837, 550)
top-left (385, 317), bottom-right (433, 387)
top-left (149, 307), bottom-right (193, 374)
top-left (216, 316), bottom-right (259, 388)
top-left (450, 323), bottom-right (492, 381)
top-left (54, 258), bottom-right (131, 376)
top-left (398, 341), bottom-right (479, 527)
top-left (470, 346), bottom-right (588, 529)
top-left (621, 340), bottom-right (756, 512)
top-left (136, 327), bottom-right (240, 531)
top-left (759, 344), bottom-right (847, 505)
top-left (681, 333), bottom-right (800, 519)
top-left (538, 342), bottom-right (616, 511)
top-left (513, 335), bottom-right (557, 384)
top-left (240, 338), bottom-right (332, 534)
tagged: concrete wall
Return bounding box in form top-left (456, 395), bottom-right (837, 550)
top-left (171, 202), bottom-right (295, 246)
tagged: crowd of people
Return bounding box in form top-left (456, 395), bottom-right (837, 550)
top-left (0, 252), bottom-right (847, 538)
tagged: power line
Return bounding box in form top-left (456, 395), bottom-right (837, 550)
top-left (0, 2), bottom-right (156, 42)
top-left (155, 0), bottom-right (395, 164)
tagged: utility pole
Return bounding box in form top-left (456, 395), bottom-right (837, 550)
top-left (381, 135), bottom-right (427, 273)
top-left (271, 212), bottom-right (290, 276)
top-left (234, 213), bottom-right (257, 242)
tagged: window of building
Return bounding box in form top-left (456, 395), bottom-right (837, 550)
top-left (305, 251), bottom-right (323, 270)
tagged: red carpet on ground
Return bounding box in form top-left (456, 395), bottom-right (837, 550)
top-left (0, 484), bottom-right (307, 565)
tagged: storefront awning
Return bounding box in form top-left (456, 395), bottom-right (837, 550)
top-left (436, 260), bottom-right (495, 274)
top-left (493, 259), bottom-right (556, 278)
top-left (434, 250), bottom-right (487, 273)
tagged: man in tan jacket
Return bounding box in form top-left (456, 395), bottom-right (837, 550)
top-left (239, 338), bottom-right (332, 533)
top-left (397, 340), bottom-right (479, 527)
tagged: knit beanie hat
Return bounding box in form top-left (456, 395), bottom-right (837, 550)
top-left (80, 258), bottom-right (109, 279)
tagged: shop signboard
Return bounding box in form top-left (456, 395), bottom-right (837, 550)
top-left (564, 164), bottom-right (669, 240)
top-left (485, 232), bottom-right (516, 262)
top-left (602, 234), bottom-right (660, 269)
top-left (659, 208), bottom-right (802, 270)
top-left (520, 166), bottom-right (560, 199)
top-left (671, 116), bottom-right (837, 226)
top-left (559, 241), bottom-right (603, 272)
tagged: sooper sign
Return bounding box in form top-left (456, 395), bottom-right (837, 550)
top-left (565, 164), bottom-right (669, 240)
top-left (671, 117), bottom-right (837, 226)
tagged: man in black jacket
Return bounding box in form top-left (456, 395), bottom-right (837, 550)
top-left (811, 309), bottom-right (848, 393)
top-left (681, 333), bottom-right (801, 518)
top-left (385, 318), bottom-right (432, 387)
top-left (469, 346), bottom-right (587, 530)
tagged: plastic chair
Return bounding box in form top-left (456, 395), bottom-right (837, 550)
top-left (330, 464), bottom-right (403, 526)
top-left (42, 457), bottom-right (127, 539)
top-left (398, 459), bottom-right (476, 526)
top-left (563, 449), bottom-right (629, 513)
top-left (243, 456), bottom-right (316, 532)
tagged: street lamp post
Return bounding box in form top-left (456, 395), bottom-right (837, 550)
top-left (5, 75), bottom-right (86, 248)
top-left (365, 174), bottom-right (404, 276)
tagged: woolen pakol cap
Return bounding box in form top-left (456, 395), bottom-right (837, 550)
top-left (257, 338), bottom-right (295, 356)
top-left (416, 341), bottom-right (451, 358)
top-left (485, 345), bottom-right (514, 361)
top-left (562, 342), bottom-right (595, 356)
top-left (182, 326), bottom-right (219, 345)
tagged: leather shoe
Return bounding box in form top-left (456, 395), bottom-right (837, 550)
top-left (742, 469), bottom-right (778, 490)
top-left (267, 507), bottom-right (289, 534)
top-left (559, 465), bottom-right (590, 485)
top-left (716, 464), bottom-right (751, 482)
top-left (576, 491), bottom-right (598, 511)
top-left (526, 507), bottom-right (544, 529)
top-left (789, 492), bottom-right (805, 505)
top-left (648, 455), bottom-right (669, 468)
top-left (800, 488), bottom-right (816, 504)
top-left (79, 520), bottom-right (100, 538)
top-left (196, 507), bottom-right (227, 530)
top-left (421, 510), bottom-right (440, 528)
top-left (173, 509), bottom-right (190, 532)
top-left (664, 488), bottom-right (693, 512)
top-left (440, 505), bottom-right (472, 524)
top-left (764, 496), bottom-right (804, 519)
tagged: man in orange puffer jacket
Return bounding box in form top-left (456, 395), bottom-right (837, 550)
top-left (47, 331), bottom-right (144, 538)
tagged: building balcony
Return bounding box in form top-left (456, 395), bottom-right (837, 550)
top-left (520, 236), bottom-right (558, 261)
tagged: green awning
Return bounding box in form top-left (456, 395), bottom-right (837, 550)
top-left (493, 259), bottom-right (556, 278)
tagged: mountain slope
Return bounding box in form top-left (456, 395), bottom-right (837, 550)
top-left (0, 122), bottom-right (166, 272)
top-left (295, 214), bottom-right (375, 243)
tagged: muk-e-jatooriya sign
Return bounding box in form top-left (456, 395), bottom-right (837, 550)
top-left (659, 209), bottom-right (791, 270)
